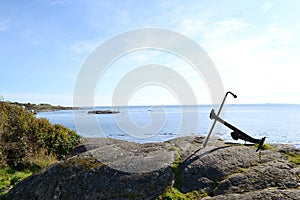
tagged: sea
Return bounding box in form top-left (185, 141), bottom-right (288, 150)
top-left (36, 104), bottom-right (300, 148)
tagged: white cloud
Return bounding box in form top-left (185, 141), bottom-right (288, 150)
top-left (172, 10), bottom-right (300, 103)
top-left (71, 1), bottom-right (300, 105)
top-left (91, 12), bottom-right (300, 105)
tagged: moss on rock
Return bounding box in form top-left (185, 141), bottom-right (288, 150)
top-left (157, 187), bottom-right (206, 200)
top-left (285, 152), bottom-right (300, 165)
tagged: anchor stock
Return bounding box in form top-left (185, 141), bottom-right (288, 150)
top-left (203, 91), bottom-right (237, 148)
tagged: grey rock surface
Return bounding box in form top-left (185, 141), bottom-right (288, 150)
top-left (203, 189), bottom-right (300, 200)
top-left (6, 136), bottom-right (300, 200)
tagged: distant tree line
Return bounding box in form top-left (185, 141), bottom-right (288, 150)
top-left (6, 102), bottom-right (76, 113)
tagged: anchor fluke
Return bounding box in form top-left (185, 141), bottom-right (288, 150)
top-left (230, 132), bottom-right (239, 140)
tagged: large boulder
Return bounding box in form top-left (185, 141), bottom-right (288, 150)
top-left (6, 136), bottom-right (300, 200)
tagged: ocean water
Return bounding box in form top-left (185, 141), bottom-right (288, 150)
top-left (37, 104), bottom-right (300, 148)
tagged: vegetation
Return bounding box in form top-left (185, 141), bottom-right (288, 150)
top-left (285, 152), bottom-right (300, 165)
top-left (7, 102), bottom-right (76, 113)
top-left (0, 102), bottom-right (81, 196)
top-left (0, 167), bottom-right (34, 197)
top-left (254, 143), bottom-right (274, 151)
top-left (162, 146), bottom-right (207, 199)
top-left (157, 187), bottom-right (206, 200)
top-left (167, 145), bottom-right (182, 188)
top-left (62, 157), bottom-right (104, 170)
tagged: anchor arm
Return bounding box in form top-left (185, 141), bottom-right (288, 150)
top-left (210, 109), bottom-right (258, 142)
top-left (209, 109), bottom-right (265, 151)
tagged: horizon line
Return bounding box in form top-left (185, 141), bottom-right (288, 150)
top-left (3, 100), bottom-right (300, 107)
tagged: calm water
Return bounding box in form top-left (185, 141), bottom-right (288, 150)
top-left (37, 104), bottom-right (300, 148)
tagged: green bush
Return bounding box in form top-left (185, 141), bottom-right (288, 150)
top-left (0, 102), bottom-right (81, 169)
top-left (44, 124), bottom-right (81, 159)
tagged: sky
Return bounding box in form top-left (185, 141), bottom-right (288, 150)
top-left (1, 0), bottom-right (300, 106)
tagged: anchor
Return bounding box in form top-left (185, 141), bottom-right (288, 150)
top-left (209, 108), bottom-right (266, 151)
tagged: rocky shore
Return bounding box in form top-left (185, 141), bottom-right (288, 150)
top-left (6, 136), bottom-right (300, 200)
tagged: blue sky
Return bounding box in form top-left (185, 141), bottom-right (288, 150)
top-left (1, 0), bottom-right (300, 106)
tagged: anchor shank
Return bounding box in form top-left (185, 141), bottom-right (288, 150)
top-left (210, 109), bottom-right (261, 144)
top-left (223, 121), bottom-right (261, 143)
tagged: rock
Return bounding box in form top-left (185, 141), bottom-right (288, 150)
top-left (213, 160), bottom-right (298, 195)
top-left (87, 110), bottom-right (119, 114)
top-left (179, 145), bottom-right (287, 194)
top-left (6, 136), bottom-right (300, 200)
top-left (7, 158), bottom-right (173, 200)
top-left (202, 189), bottom-right (300, 200)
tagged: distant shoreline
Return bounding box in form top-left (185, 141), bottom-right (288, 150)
top-left (5, 102), bottom-right (78, 113)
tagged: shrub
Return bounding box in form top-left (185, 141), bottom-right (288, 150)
top-left (0, 102), bottom-right (81, 169)
top-left (44, 124), bottom-right (81, 159)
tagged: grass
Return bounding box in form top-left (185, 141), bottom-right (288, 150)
top-left (62, 157), bottom-right (104, 170)
top-left (254, 143), bottom-right (275, 151)
top-left (285, 152), bottom-right (300, 165)
top-left (163, 146), bottom-right (209, 199)
top-left (0, 167), bottom-right (32, 196)
top-left (0, 151), bottom-right (57, 198)
top-left (27, 149), bottom-right (57, 169)
top-left (171, 163), bottom-right (182, 189)
top-left (157, 187), bottom-right (207, 200)
top-left (167, 145), bottom-right (182, 189)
